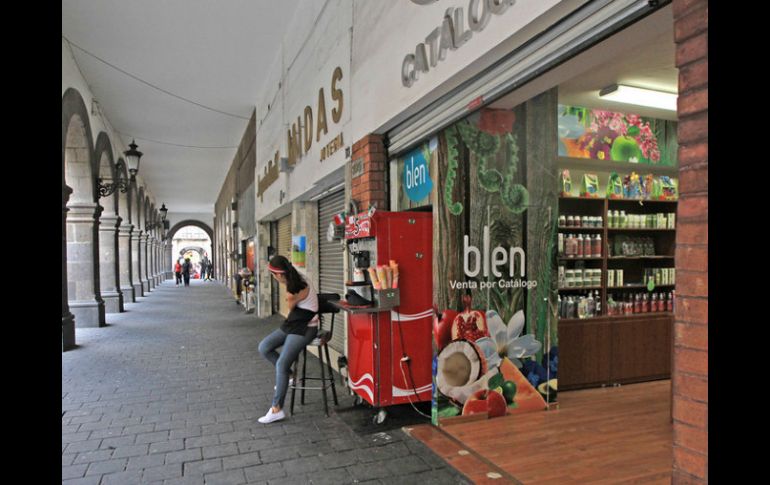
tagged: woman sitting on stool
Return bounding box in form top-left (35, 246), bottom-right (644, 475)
top-left (257, 255), bottom-right (318, 424)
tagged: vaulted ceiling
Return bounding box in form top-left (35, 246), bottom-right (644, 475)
top-left (62, 0), bottom-right (300, 214)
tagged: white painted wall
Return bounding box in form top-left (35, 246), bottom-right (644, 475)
top-left (167, 212), bottom-right (214, 232)
top-left (254, 0), bottom-right (353, 222)
top-left (350, 0), bottom-right (585, 143)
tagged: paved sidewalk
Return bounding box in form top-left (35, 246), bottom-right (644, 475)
top-left (62, 279), bottom-right (470, 485)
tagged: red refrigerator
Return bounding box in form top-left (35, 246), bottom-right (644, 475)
top-left (342, 210), bottom-right (433, 422)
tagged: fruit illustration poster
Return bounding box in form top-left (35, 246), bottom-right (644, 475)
top-left (431, 89), bottom-right (559, 425)
top-left (558, 104), bottom-right (678, 166)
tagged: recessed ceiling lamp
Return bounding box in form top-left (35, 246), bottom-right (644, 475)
top-left (599, 84), bottom-right (678, 111)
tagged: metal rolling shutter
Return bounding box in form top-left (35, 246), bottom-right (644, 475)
top-left (317, 189), bottom-right (346, 353)
top-left (276, 214), bottom-right (292, 317)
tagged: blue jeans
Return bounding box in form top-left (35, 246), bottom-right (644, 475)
top-left (258, 326), bottom-right (318, 408)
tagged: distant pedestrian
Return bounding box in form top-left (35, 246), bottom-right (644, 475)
top-left (200, 254), bottom-right (211, 281)
top-left (174, 260), bottom-right (182, 286)
top-left (182, 258), bottom-right (192, 287)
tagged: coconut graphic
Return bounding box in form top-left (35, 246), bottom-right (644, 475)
top-left (436, 340), bottom-right (495, 404)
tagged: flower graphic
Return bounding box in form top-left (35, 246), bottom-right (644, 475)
top-left (567, 107), bottom-right (662, 164)
top-left (475, 310), bottom-right (542, 370)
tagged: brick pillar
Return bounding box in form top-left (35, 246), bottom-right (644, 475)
top-left (351, 134), bottom-right (389, 211)
top-left (672, 1), bottom-right (708, 483)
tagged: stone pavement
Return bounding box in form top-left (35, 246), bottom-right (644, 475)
top-left (62, 279), bottom-right (471, 485)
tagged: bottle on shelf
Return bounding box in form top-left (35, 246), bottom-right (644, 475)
top-left (593, 234), bottom-right (602, 258)
top-left (586, 292), bottom-right (595, 317)
top-left (583, 234), bottom-right (592, 257)
top-left (595, 290), bottom-right (601, 315)
top-left (576, 234), bottom-right (584, 257)
top-left (641, 293), bottom-right (648, 313)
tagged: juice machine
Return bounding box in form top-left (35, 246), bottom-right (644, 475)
top-left (340, 210), bottom-right (433, 424)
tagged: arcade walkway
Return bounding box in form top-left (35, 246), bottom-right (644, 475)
top-left (62, 280), bottom-right (469, 485)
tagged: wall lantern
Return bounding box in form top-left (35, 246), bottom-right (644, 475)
top-left (97, 139), bottom-right (143, 198)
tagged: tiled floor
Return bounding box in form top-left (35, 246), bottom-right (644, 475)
top-left (62, 280), bottom-right (471, 485)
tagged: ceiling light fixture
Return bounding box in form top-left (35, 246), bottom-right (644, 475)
top-left (599, 84), bottom-right (678, 111)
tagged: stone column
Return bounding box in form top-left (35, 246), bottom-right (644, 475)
top-left (164, 241), bottom-right (174, 280)
top-left (131, 229), bottom-right (144, 297)
top-left (141, 234), bottom-right (152, 291)
top-left (149, 236), bottom-right (157, 289)
top-left (98, 213), bottom-right (123, 313)
top-left (148, 236), bottom-right (156, 288)
top-left (62, 185), bottom-right (76, 351)
top-left (155, 239), bottom-right (162, 284)
top-left (119, 223), bottom-right (135, 303)
top-left (66, 202), bottom-right (106, 327)
top-left (152, 239), bottom-right (159, 284)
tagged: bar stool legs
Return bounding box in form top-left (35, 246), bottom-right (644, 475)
top-left (289, 342), bottom-right (339, 417)
top-left (324, 344), bottom-right (338, 404)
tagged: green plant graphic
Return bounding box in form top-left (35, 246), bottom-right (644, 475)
top-left (500, 133), bottom-right (530, 214)
top-left (456, 120), bottom-right (503, 193)
top-left (444, 129), bottom-right (464, 215)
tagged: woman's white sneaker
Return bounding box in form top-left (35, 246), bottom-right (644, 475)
top-left (258, 408), bottom-right (286, 424)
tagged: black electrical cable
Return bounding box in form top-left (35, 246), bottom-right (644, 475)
top-left (395, 305), bottom-right (431, 419)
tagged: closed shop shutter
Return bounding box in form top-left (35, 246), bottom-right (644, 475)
top-left (276, 214), bottom-right (292, 317)
top-left (317, 189), bottom-right (346, 353)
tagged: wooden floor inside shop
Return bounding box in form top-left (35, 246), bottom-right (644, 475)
top-left (407, 380), bottom-right (673, 484)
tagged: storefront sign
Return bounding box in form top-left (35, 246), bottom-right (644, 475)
top-left (257, 151), bottom-right (280, 202)
top-left (402, 0), bottom-right (517, 87)
top-left (351, 157), bottom-right (364, 178)
top-left (287, 67), bottom-right (345, 166)
top-left (320, 132), bottom-right (345, 162)
top-left (403, 145), bottom-right (433, 202)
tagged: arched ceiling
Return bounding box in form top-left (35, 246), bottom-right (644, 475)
top-left (62, 0), bottom-right (301, 214)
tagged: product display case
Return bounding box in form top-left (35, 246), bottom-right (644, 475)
top-left (556, 165), bottom-right (677, 390)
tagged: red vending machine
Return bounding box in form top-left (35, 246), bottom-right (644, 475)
top-left (337, 210), bottom-right (433, 424)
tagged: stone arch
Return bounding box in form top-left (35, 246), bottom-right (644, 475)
top-left (62, 87), bottom-right (105, 334)
top-left (167, 220), bottom-right (214, 243)
top-left (136, 186), bottom-right (146, 231)
top-left (62, 88), bottom-right (95, 203)
top-left (115, 158), bottom-right (131, 223)
top-left (114, 157), bottom-right (135, 303)
top-left (168, 220), bottom-right (215, 272)
top-left (94, 132), bottom-right (118, 216)
top-left (94, 132), bottom-right (123, 313)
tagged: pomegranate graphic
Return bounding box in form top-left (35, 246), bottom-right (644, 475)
top-left (450, 294), bottom-right (489, 342)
